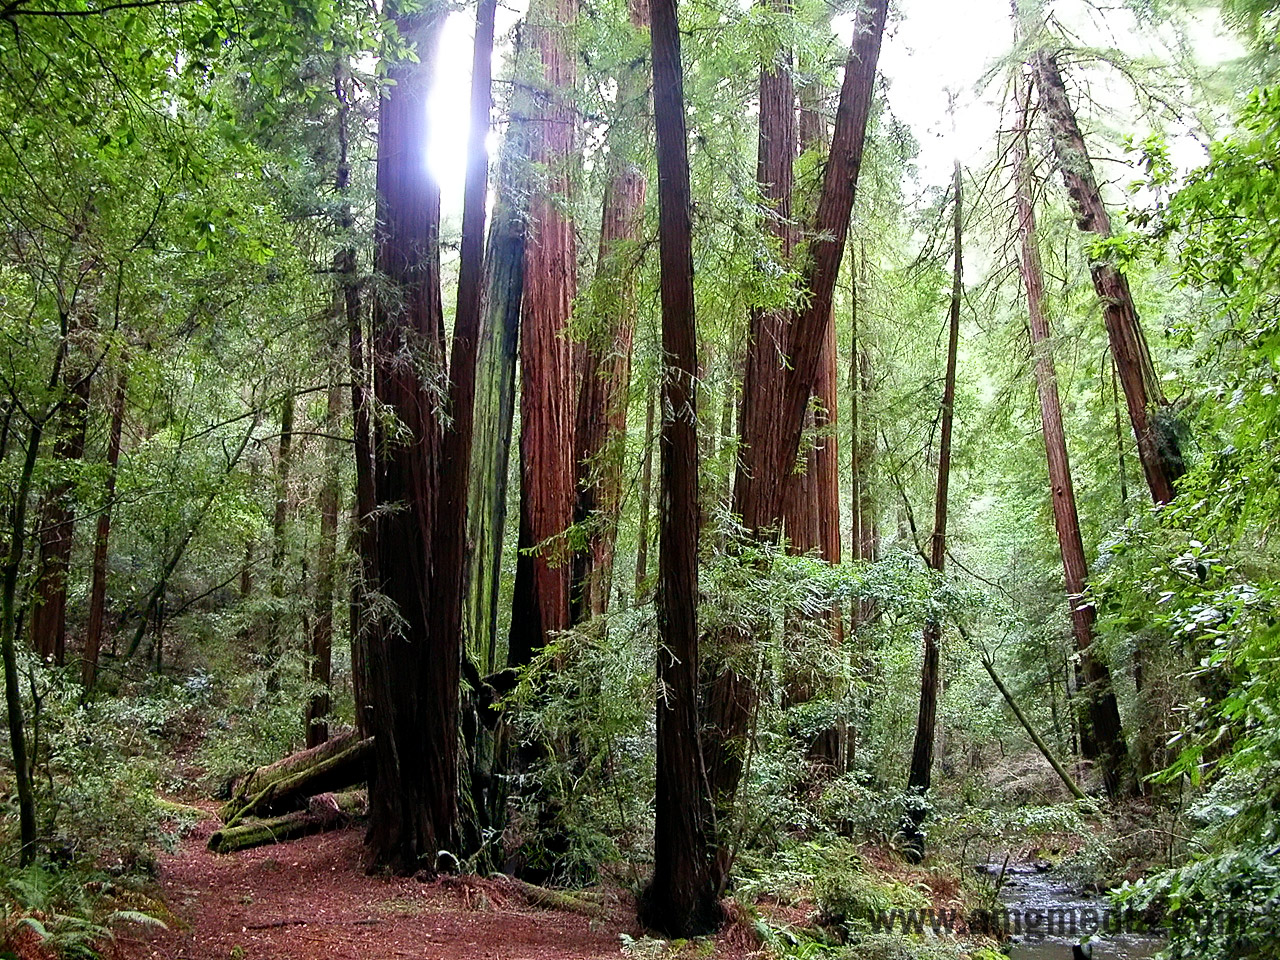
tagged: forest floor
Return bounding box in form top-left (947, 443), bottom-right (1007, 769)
top-left (121, 814), bottom-right (758, 960)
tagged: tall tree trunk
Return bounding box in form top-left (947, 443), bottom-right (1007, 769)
top-left (904, 160), bottom-right (963, 861)
top-left (1030, 47), bottom-right (1183, 505)
top-left (1012, 73), bottom-right (1132, 799)
top-left (83, 368), bottom-right (127, 690)
top-left (265, 391), bottom-right (295, 691)
top-left (703, 0), bottom-right (888, 877)
top-left (507, 0), bottom-right (579, 669)
top-left (29, 367), bottom-right (91, 664)
top-left (702, 0), bottom-right (797, 846)
top-left (466, 96), bottom-right (530, 675)
top-left (639, 0), bottom-right (719, 934)
top-left (364, 3), bottom-right (456, 873)
top-left (307, 351), bottom-right (343, 748)
top-left (571, 0), bottom-right (650, 623)
top-left (634, 384), bottom-right (656, 596)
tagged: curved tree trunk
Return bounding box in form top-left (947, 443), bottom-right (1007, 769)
top-left (905, 160), bottom-right (963, 862)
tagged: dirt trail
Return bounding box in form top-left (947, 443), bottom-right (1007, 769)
top-left (125, 822), bottom-right (637, 960)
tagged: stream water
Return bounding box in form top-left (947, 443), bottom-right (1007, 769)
top-left (989, 865), bottom-right (1166, 960)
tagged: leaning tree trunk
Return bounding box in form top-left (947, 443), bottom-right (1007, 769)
top-left (1031, 47), bottom-right (1182, 505)
top-left (639, 0), bottom-right (720, 935)
top-left (703, 0), bottom-right (889, 883)
top-left (904, 160), bottom-right (963, 862)
top-left (83, 368), bottom-right (127, 690)
top-left (29, 365), bottom-right (91, 664)
top-left (1012, 75), bottom-right (1132, 799)
top-left (570, 0), bottom-right (650, 623)
top-left (507, 0), bottom-right (579, 670)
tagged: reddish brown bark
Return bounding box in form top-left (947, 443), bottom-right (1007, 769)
top-left (29, 367), bottom-right (90, 664)
top-left (1031, 48), bottom-right (1182, 506)
top-left (571, 35), bottom-right (648, 621)
top-left (639, 0), bottom-right (719, 934)
top-left (705, 0), bottom-right (887, 856)
top-left (508, 0), bottom-right (579, 668)
top-left (364, 4), bottom-right (458, 872)
top-left (82, 368), bottom-right (125, 689)
top-left (634, 385), bottom-right (656, 596)
top-left (1013, 76), bottom-right (1131, 798)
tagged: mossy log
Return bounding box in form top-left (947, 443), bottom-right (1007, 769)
top-left (220, 735), bottom-right (372, 826)
top-left (208, 791), bottom-right (367, 854)
top-left (506, 878), bottom-right (609, 919)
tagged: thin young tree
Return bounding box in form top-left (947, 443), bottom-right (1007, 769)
top-left (639, 0), bottom-right (719, 933)
top-left (83, 367), bottom-right (126, 690)
top-left (904, 159), bottom-right (963, 861)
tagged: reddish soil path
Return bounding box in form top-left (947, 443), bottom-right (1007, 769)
top-left (126, 823), bottom-right (636, 960)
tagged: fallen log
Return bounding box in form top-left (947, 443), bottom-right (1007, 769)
top-left (220, 735), bottom-right (373, 826)
top-left (505, 878), bottom-right (609, 919)
top-left (208, 791), bottom-right (367, 854)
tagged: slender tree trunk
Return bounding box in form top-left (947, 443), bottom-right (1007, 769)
top-left (265, 392), bottom-right (295, 691)
top-left (29, 367), bottom-right (91, 664)
top-left (365, 3), bottom-right (456, 872)
top-left (1030, 47), bottom-right (1182, 505)
top-left (571, 0), bottom-right (650, 623)
top-left (905, 161), bottom-right (963, 861)
top-left (336, 56), bottom-right (374, 737)
top-left (634, 384), bottom-right (656, 596)
top-left (507, 0), bottom-right (579, 669)
top-left (307, 351), bottom-right (343, 748)
top-left (83, 368), bottom-right (126, 690)
top-left (3, 340), bottom-right (66, 864)
top-left (1012, 75), bottom-right (1132, 798)
top-left (640, 0), bottom-right (719, 934)
top-left (466, 97), bottom-right (530, 674)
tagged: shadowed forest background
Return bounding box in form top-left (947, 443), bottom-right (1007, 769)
top-left (1, 0), bottom-right (1279, 957)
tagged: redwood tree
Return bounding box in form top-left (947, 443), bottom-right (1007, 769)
top-left (570, 0), bottom-right (649, 622)
top-left (1030, 46), bottom-right (1183, 505)
top-left (640, 0), bottom-right (719, 933)
top-left (508, 0), bottom-right (579, 669)
top-left (1012, 72), bottom-right (1132, 798)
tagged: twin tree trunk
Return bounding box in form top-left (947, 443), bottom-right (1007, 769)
top-left (83, 369), bottom-right (127, 690)
top-left (704, 0), bottom-right (888, 880)
top-left (365, 0), bottom-right (494, 869)
top-left (1012, 75), bottom-right (1131, 798)
top-left (508, 0), bottom-right (579, 670)
top-left (640, 0), bottom-right (720, 934)
top-left (1030, 48), bottom-right (1183, 505)
top-left (904, 160), bottom-right (963, 862)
